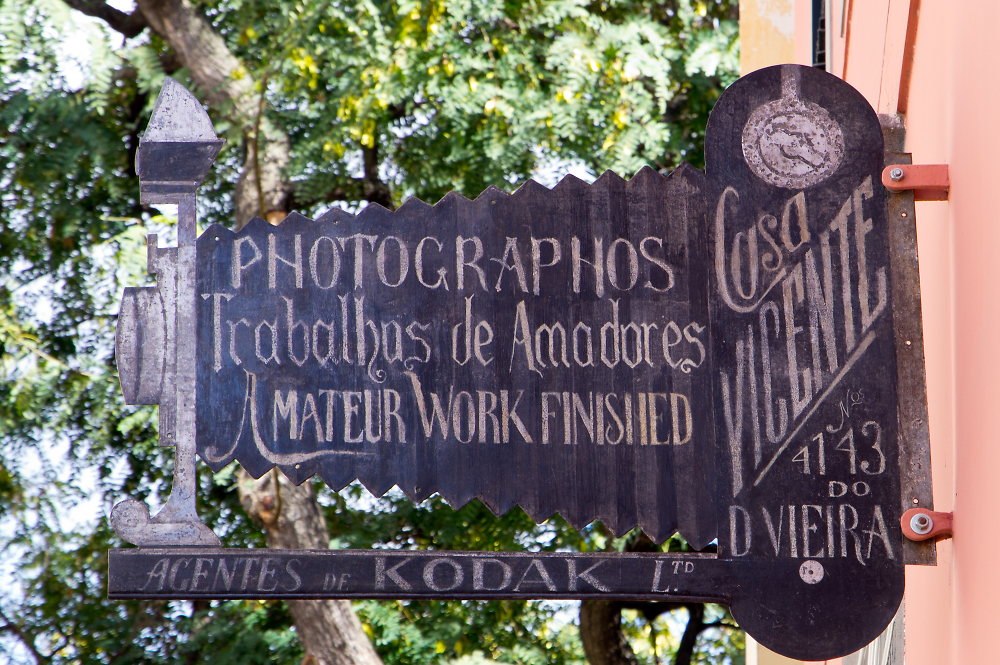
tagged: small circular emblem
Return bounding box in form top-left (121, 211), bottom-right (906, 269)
top-left (799, 560), bottom-right (825, 584)
top-left (742, 68), bottom-right (844, 189)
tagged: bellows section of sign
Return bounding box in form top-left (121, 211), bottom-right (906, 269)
top-left (195, 165), bottom-right (717, 548)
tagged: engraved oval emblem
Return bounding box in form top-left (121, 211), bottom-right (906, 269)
top-left (742, 70), bottom-right (844, 189)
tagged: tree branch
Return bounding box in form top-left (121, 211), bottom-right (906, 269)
top-left (0, 607), bottom-right (46, 664)
top-left (579, 601), bottom-right (639, 665)
top-left (701, 621), bottom-right (739, 630)
top-left (617, 600), bottom-right (684, 617)
top-left (288, 181), bottom-right (361, 212)
top-left (62, 0), bottom-right (147, 38)
top-left (238, 470), bottom-right (384, 665)
top-left (252, 75), bottom-right (269, 219)
top-left (672, 603), bottom-right (704, 665)
top-left (362, 144), bottom-right (394, 210)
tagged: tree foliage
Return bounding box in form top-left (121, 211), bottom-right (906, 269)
top-left (0, 0), bottom-right (741, 663)
top-left (242, 0), bottom-right (740, 209)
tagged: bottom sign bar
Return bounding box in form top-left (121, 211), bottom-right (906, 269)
top-left (108, 548), bottom-right (734, 603)
top-left (109, 546), bottom-right (903, 660)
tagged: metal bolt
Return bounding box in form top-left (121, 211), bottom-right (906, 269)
top-left (799, 560), bottom-right (825, 584)
top-left (910, 512), bottom-right (933, 535)
top-left (890, 167), bottom-right (904, 181)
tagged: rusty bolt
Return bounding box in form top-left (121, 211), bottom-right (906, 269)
top-left (910, 512), bottom-right (933, 535)
top-left (890, 167), bottom-right (904, 181)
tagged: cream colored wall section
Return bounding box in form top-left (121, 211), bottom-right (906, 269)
top-left (739, 0), bottom-right (795, 74)
top-left (878, 0), bottom-right (917, 114)
top-left (841, 0), bottom-right (890, 108)
top-left (836, 0), bottom-right (919, 113)
top-left (746, 635), bottom-right (809, 665)
top-left (735, 0), bottom-right (800, 641)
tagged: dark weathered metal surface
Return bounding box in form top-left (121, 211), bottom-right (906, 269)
top-left (879, 115), bottom-right (935, 565)
top-left (195, 166), bottom-right (717, 548)
top-left (706, 65), bottom-right (904, 660)
top-left (883, 150), bottom-right (936, 566)
top-left (111, 66), bottom-right (931, 661)
top-left (135, 78), bottom-right (223, 203)
top-left (108, 548), bottom-right (734, 603)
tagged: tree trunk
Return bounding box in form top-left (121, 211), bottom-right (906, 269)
top-left (579, 601), bottom-right (639, 665)
top-left (136, 1), bottom-right (380, 658)
top-left (581, 599), bottom-right (710, 665)
top-left (136, 0), bottom-right (292, 227)
top-left (673, 604), bottom-right (705, 665)
top-left (239, 469), bottom-right (383, 665)
top-left (580, 529), bottom-right (710, 665)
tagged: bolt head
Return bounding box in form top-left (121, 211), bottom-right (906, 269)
top-left (910, 512), bottom-right (934, 535)
top-left (890, 167), bottom-right (904, 181)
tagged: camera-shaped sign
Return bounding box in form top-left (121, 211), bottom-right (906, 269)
top-left (113, 65), bottom-right (912, 660)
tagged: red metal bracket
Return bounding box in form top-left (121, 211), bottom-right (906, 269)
top-left (881, 164), bottom-right (950, 201)
top-left (901, 508), bottom-right (953, 542)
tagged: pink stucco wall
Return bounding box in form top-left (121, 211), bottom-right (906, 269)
top-left (742, 0), bottom-right (1000, 662)
top-left (892, 3), bottom-right (954, 664)
top-left (940, 2), bottom-right (1000, 663)
top-left (906, 0), bottom-right (956, 665)
top-left (834, 0), bottom-right (1000, 662)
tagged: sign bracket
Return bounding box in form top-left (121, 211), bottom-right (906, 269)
top-left (881, 163), bottom-right (950, 200)
top-left (881, 113), bottom-right (938, 565)
top-left (901, 508), bottom-right (953, 542)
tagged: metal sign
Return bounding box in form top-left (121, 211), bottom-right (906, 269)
top-left (112, 65), bottom-right (914, 661)
top-left (109, 549), bottom-right (731, 602)
top-left (195, 165), bottom-right (716, 548)
top-left (706, 65), bottom-right (903, 658)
